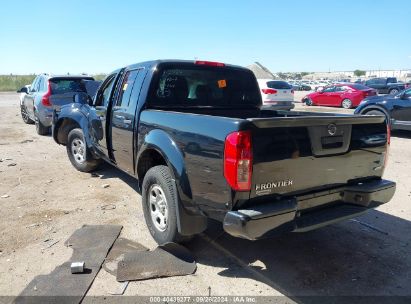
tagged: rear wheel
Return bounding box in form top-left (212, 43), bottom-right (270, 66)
top-left (305, 97), bottom-right (313, 106)
top-left (341, 98), bottom-right (352, 109)
top-left (20, 105), bottom-right (34, 124)
top-left (389, 88), bottom-right (399, 95)
top-left (364, 110), bottom-right (390, 128)
top-left (67, 128), bottom-right (100, 172)
top-left (35, 117), bottom-right (51, 135)
top-left (142, 165), bottom-right (192, 244)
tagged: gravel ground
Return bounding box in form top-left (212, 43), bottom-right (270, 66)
top-left (0, 92), bottom-right (410, 301)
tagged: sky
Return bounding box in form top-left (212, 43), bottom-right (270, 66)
top-left (0, 0), bottom-right (410, 74)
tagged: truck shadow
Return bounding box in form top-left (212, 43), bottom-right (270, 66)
top-left (187, 211), bottom-right (411, 303)
top-left (92, 162), bottom-right (140, 192)
top-left (391, 130), bottom-right (411, 139)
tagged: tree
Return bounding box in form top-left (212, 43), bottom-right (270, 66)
top-left (354, 70), bottom-right (366, 77)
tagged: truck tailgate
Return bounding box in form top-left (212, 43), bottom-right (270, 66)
top-left (248, 114), bottom-right (388, 198)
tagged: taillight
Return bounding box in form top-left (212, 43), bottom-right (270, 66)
top-left (261, 88), bottom-right (277, 94)
top-left (41, 81), bottom-right (52, 107)
top-left (194, 60), bottom-right (225, 67)
top-left (224, 131), bottom-right (252, 191)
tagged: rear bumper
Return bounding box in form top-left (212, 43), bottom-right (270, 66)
top-left (223, 179), bottom-right (396, 240)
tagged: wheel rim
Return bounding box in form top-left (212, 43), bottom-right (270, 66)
top-left (342, 99), bottom-right (351, 108)
top-left (391, 89), bottom-right (398, 95)
top-left (21, 106), bottom-right (29, 122)
top-left (306, 98), bottom-right (312, 106)
top-left (149, 184), bottom-right (168, 232)
top-left (71, 138), bottom-right (86, 164)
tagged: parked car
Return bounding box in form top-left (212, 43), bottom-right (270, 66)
top-left (19, 74), bottom-right (94, 135)
top-left (52, 59), bottom-right (394, 244)
top-left (257, 79), bottom-right (294, 110)
top-left (302, 83), bottom-right (377, 109)
top-left (355, 87), bottom-right (411, 131)
top-left (17, 84), bottom-right (31, 104)
top-left (365, 77), bottom-right (405, 95)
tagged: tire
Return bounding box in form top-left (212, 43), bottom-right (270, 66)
top-left (35, 117), bottom-right (51, 135)
top-left (341, 98), bottom-right (352, 109)
top-left (66, 128), bottom-right (100, 172)
top-left (305, 97), bottom-right (313, 106)
top-left (20, 105), bottom-right (34, 124)
top-left (389, 88), bottom-right (399, 95)
top-left (364, 110), bottom-right (391, 128)
top-left (142, 165), bottom-right (191, 244)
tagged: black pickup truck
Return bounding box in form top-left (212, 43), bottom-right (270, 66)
top-left (52, 60), bottom-right (395, 244)
top-left (365, 77), bottom-right (405, 95)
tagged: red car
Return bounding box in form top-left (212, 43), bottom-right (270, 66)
top-left (302, 83), bottom-right (377, 109)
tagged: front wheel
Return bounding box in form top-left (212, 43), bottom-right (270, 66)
top-left (66, 128), bottom-right (100, 172)
top-left (142, 165), bottom-right (191, 244)
top-left (341, 98), bottom-right (352, 109)
top-left (364, 110), bottom-right (390, 126)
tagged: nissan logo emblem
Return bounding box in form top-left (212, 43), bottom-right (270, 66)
top-left (328, 124), bottom-right (337, 136)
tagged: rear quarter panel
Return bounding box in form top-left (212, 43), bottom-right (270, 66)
top-left (138, 110), bottom-right (243, 220)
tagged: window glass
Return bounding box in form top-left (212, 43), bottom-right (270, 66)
top-left (323, 86), bottom-right (335, 92)
top-left (30, 77), bottom-right (39, 92)
top-left (149, 66), bottom-right (260, 107)
top-left (267, 81), bottom-right (292, 90)
top-left (101, 77), bottom-right (116, 107)
top-left (117, 70), bottom-right (140, 107)
top-left (49, 79), bottom-right (88, 94)
top-left (351, 84), bottom-right (369, 90)
top-left (38, 78), bottom-right (44, 92)
top-left (403, 88), bottom-right (411, 98)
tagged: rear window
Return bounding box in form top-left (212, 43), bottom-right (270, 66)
top-left (49, 78), bottom-right (92, 94)
top-left (387, 77), bottom-right (397, 84)
top-left (350, 84), bottom-right (370, 90)
top-left (148, 66), bottom-right (261, 107)
top-left (266, 81), bottom-right (292, 90)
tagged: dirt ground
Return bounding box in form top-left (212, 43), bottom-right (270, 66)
top-left (0, 91), bottom-right (410, 301)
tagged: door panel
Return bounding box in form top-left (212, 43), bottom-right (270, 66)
top-left (111, 68), bottom-right (146, 174)
top-left (391, 91), bottom-right (411, 121)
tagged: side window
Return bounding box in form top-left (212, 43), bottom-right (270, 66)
top-left (376, 78), bottom-right (385, 85)
top-left (102, 78), bottom-right (116, 107)
top-left (116, 70), bottom-right (140, 107)
top-left (323, 86), bottom-right (335, 92)
top-left (38, 77), bottom-right (44, 92)
top-left (95, 75), bottom-right (116, 107)
top-left (30, 77), bottom-right (39, 92)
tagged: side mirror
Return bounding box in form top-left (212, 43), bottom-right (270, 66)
top-left (73, 92), bottom-right (90, 105)
top-left (17, 87), bottom-right (29, 93)
top-left (317, 87), bottom-right (324, 93)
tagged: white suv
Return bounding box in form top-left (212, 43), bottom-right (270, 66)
top-left (257, 79), bottom-right (294, 110)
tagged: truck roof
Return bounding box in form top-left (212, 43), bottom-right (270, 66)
top-left (125, 59), bottom-right (248, 71)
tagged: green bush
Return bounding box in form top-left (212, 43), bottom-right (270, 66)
top-left (0, 75), bottom-right (36, 92)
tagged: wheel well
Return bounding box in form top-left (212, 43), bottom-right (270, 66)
top-left (56, 119), bottom-right (81, 145)
top-left (137, 149), bottom-right (167, 184)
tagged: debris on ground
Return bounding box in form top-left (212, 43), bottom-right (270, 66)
top-left (103, 238), bottom-right (149, 276)
top-left (101, 204), bottom-right (116, 211)
top-left (116, 242), bottom-right (196, 282)
top-left (108, 281), bottom-right (129, 295)
top-left (7, 163), bottom-right (17, 167)
top-left (70, 261), bottom-right (85, 274)
top-left (26, 223), bottom-right (41, 228)
top-left (16, 225), bottom-right (122, 301)
top-left (1, 194), bottom-right (10, 198)
top-left (101, 184), bottom-right (110, 188)
top-left (41, 239), bottom-right (60, 250)
top-left (91, 173), bottom-right (102, 178)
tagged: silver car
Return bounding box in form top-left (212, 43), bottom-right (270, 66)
top-left (19, 74), bottom-right (94, 135)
